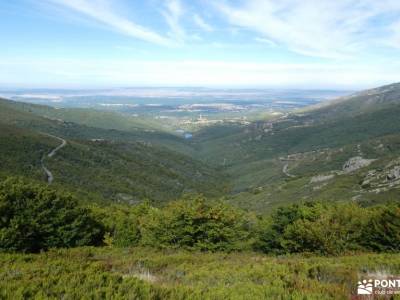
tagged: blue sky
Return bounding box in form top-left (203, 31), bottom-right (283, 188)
top-left (1, 0), bottom-right (400, 89)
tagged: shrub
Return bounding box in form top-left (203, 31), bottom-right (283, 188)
top-left (0, 178), bottom-right (104, 252)
top-left (362, 204), bottom-right (400, 252)
top-left (139, 196), bottom-right (253, 251)
top-left (255, 202), bottom-right (322, 254)
top-left (256, 202), bottom-right (372, 255)
top-left (282, 203), bottom-right (369, 255)
top-left (93, 202), bottom-right (151, 247)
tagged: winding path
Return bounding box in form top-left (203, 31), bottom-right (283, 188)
top-left (282, 162), bottom-right (296, 178)
top-left (41, 134), bottom-right (67, 184)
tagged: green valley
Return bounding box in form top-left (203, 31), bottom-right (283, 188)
top-left (0, 98), bottom-right (227, 204)
top-left (3, 2), bottom-right (400, 298)
top-left (2, 82), bottom-right (400, 299)
top-left (3, 83), bottom-right (400, 210)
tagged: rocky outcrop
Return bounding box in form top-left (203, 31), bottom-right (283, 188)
top-left (342, 156), bottom-right (376, 173)
top-left (387, 166), bottom-right (400, 181)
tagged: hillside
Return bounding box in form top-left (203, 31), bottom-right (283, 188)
top-left (0, 99), bottom-right (227, 204)
top-left (0, 98), bottom-right (167, 132)
top-left (194, 82), bottom-right (400, 211)
top-left (0, 124), bottom-right (56, 181)
top-left (0, 98), bottom-right (194, 154)
top-left (2, 82), bottom-right (400, 211)
top-left (300, 82), bottom-right (400, 122)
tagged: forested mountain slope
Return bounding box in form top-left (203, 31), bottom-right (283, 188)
top-left (301, 82), bottom-right (400, 122)
top-left (194, 82), bottom-right (400, 211)
top-left (0, 98), bottom-right (227, 204)
top-left (2, 82), bottom-right (400, 211)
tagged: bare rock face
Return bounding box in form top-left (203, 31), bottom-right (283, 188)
top-left (387, 166), bottom-right (400, 181)
top-left (310, 174), bottom-right (335, 183)
top-left (342, 156), bottom-right (376, 173)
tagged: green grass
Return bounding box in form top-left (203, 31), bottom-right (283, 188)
top-left (1, 247), bottom-right (399, 299)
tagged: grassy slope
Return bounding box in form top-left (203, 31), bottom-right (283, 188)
top-left (1, 247), bottom-right (399, 299)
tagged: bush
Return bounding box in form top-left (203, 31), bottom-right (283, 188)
top-left (362, 204), bottom-right (400, 252)
top-left (0, 178), bottom-right (104, 252)
top-left (139, 196), bottom-right (253, 251)
top-left (255, 202), bottom-right (322, 254)
top-left (93, 202), bottom-right (151, 247)
top-left (282, 203), bottom-right (369, 255)
top-left (256, 202), bottom-right (372, 255)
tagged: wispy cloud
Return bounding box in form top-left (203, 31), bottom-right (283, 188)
top-left (48, 0), bottom-right (174, 46)
top-left (163, 0), bottom-right (185, 42)
top-left (254, 37), bottom-right (276, 47)
top-left (215, 0), bottom-right (400, 59)
top-left (193, 14), bottom-right (213, 32)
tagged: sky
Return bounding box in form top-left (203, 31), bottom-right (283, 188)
top-left (1, 0), bottom-right (400, 89)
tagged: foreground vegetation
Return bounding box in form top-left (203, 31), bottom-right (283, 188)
top-left (1, 247), bottom-right (400, 299)
top-left (1, 177), bottom-right (399, 255)
top-left (0, 162), bottom-right (399, 298)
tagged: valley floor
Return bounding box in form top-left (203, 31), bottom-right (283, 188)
top-left (1, 247), bottom-right (400, 299)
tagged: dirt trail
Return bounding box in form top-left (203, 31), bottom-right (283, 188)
top-left (41, 134), bottom-right (67, 184)
top-left (282, 163), bottom-right (296, 178)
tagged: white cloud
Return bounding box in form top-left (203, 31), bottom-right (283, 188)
top-left (163, 0), bottom-right (185, 42)
top-left (215, 0), bottom-right (400, 59)
top-left (193, 14), bottom-right (213, 32)
top-left (48, 0), bottom-right (174, 46)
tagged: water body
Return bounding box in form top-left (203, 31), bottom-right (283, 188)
top-left (175, 129), bottom-right (193, 139)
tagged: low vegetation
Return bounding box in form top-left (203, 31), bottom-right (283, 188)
top-left (1, 178), bottom-right (399, 256)
top-left (0, 174), bottom-right (399, 299)
top-left (2, 247), bottom-right (400, 299)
